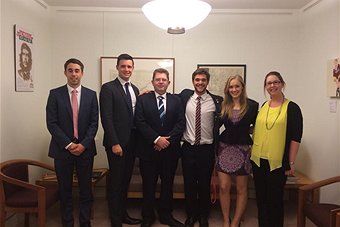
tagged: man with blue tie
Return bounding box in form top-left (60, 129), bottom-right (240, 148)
top-left (46, 58), bottom-right (99, 227)
top-left (100, 53), bottom-right (142, 227)
top-left (135, 68), bottom-right (186, 227)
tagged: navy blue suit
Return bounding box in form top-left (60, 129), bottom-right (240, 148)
top-left (135, 91), bottom-right (185, 220)
top-left (46, 84), bottom-right (98, 227)
top-left (99, 78), bottom-right (139, 225)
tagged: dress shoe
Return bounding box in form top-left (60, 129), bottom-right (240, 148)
top-left (159, 216), bottom-right (184, 227)
top-left (122, 215), bottom-right (142, 225)
top-left (184, 217), bottom-right (198, 227)
top-left (199, 217), bottom-right (209, 227)
top-left (140, 218), bottom-right (155, 227)
top-left (80, 224), bottom-right (91, 227)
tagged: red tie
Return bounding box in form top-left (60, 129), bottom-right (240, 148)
top-left (71, 90), bottom-right (78, 139)
top-left (194, 96), bottom-right (201, 145)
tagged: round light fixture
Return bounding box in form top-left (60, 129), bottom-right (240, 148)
top-left (142, 0), bottom-right (212, 34)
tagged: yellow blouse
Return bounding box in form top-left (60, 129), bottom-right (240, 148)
top-left (251, 100), bottom-right (289, 171)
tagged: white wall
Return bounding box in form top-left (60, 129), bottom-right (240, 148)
top-left (1, 0), bottom-right (339, 202)
top-left (1, 0), bottom-right (51, 163)
top-left (49, 8), bottom-right (301, 167)
top-left (297, 0), bottom-right (340, 203)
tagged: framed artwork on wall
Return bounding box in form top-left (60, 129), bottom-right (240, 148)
top-left (101, 57), bottom-right (175, 93)
top-left (327, 58), bottom-right (340, 98)
top-left (15, 25), bottom-right (34, 92)
top-left (197, 64), bottom-right (246, 97)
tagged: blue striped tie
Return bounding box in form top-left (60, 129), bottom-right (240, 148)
top-left (158, 96), bottom-right (165, 124)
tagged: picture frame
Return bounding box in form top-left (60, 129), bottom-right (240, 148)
top-left (327, 58), bottom-right (340, 98)
top-left (197, 64), bottom-right (246, 97)
top-left (15, 25), bottom-right (34, 92)
top-left (101, 57), bottom-right (175, 93)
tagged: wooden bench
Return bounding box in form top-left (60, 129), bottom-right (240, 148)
top-left (128, 160), bottom-right (316, 202)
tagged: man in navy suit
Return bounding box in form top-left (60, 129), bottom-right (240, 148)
top-left (179, 69), bottom-right (222, 227)
top-left (135, 68), bottom-right (186, 227)
top-left (46, 58), bottom-right (99, 227)
top-left (100, 54), bottom-right (142, 227)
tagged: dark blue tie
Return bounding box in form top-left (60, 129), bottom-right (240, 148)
top-left (124, 82), bottom-right (133, 125)
top-left (158, 96), bottom-right (165, 125)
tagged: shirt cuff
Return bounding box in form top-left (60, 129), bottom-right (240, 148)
top-left (65, 142), bottom-right (73, 149)
top-left (154, 136), bottom-right (160, 144)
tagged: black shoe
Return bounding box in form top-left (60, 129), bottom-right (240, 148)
top-left (199, 217), bottom-right (209, 227)
top-left (80, 224), bottom-right (91, 227)
top-left (159, 216), bottom-right (184, 227)
top-left (110, 220), bottom-right (122, 227)
top-left (140, 218), bottom-right (155, 227)
top-left (184, 217), bottom-right (197, 227)
top-left (122, 215), bottom-right (142, 225)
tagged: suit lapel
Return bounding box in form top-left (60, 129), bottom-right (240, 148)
top-left (149, 92), bottom-right (161, 124)
top-left (78, 86), bottom-right (87, 122)
top-left (62, 85), bottom-right (73, 118)
top-left (114, 78), bottom-right (131, 109)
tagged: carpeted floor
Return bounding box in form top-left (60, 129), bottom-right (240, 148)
top-left (5, 196), bottom-right (316, 227)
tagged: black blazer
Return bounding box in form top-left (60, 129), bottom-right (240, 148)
top-left (135, 91), bottom-right (186, 160)
top-left (46, 85), bottom-right (99, 159)
top-left (178, 89), bottom-right (223, 151)
top-left (99, 78), bottom-right (139, 149)
top-left (219, 98), bottom-right (259, 145)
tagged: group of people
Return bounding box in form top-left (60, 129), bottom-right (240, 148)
top-left (46, 53), bottom-right (303, 227)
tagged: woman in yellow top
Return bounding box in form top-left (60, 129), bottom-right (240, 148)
top-left (251, 71), bottom-right (303, 227)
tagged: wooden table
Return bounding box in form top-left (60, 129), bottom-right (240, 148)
top-left (36, 168), bottom-right (109, 218)
top-left (285, 171), bottom-right (319, 203)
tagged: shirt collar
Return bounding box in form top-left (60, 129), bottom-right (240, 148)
top-left (67, 84), bottom-right (81, 93)
top-left (193, 91), bottom-right (208, 101)
top-left (117, 77), bottom-right (130, 86)
top-left (155, 92), bottom-right (166, 99)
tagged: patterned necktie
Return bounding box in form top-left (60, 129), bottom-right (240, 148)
top-left (158, 96), bottom-right (165, 124)
top-left (194, 96), bottom-right (201, 145)
top-left (124, 82), bottom-right (133, 124)
top-left (71, 89), bottom-right (78, 139)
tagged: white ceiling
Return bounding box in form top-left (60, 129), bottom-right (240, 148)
top-left (41, 0), bottom-right (315, 10)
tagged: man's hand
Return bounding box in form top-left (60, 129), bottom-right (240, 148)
top-left (112, 144), bottom-right (123, 156)
top-left (68, 143), bottom-right (85, 156)
top-left (154, 136), bottom-right (170, 151)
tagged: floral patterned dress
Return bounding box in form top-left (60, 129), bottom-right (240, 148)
top-left (216, 110), bottom-right (252, 176)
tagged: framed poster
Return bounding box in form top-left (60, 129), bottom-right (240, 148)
top-left (101, 57), bottom-right (175, 93)
top-left (327, 58), bottom-right (340, 98)
top-left (15, 25), bottom-right (34, 92)
top-left (197, 64), bottom-right (246, 97)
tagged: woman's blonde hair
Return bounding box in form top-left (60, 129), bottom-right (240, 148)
top-left (220, 75), bottom-right (248, 119)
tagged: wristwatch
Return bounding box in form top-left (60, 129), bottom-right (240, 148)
top-left (289, 161), bottom-right (295, 166)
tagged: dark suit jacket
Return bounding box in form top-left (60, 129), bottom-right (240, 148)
top-left (135, 91), bottom-right (186, 160)
top-left (178, 89), bottom-right (223, 151)
top-left (219, 98), bottom-right (259, 145)
top-left (46, 85), bottom-right (99, 159)
top-left (99, 78), bottom-right (139, 149)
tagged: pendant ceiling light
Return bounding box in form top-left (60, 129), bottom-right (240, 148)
top-left (142, 0), bottom-right (212, 34)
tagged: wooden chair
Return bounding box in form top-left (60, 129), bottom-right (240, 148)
top-left (0, 159), bottom-right (59, 227)
top-left (336, 211), bottom-right (340, 227)
top-left (297, 175), bottom-right (340, 227)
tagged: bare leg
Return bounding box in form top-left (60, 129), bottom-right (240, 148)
top-left (218, 171), bottom-right (232, 227)
top-left (231, 176), bottom-right (248, 227)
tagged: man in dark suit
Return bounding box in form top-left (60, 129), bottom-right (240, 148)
top-left (135, 68), bottom-right (186, 227)
top-left (178, 69), bottom-right (223, 227)
top-left (99, 53), bottom-right (142, 227)
top-left (46, 58), bottom-right (99, 227)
